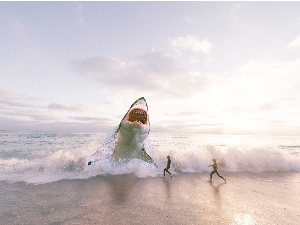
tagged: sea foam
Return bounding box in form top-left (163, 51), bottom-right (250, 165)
top-left (0, 131), bottom-right (299, 184)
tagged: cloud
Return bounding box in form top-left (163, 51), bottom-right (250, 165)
top-left (0, 116), bottom-right (112, 133)
top-left (26, 113), bottom-right (59, 122)
top-left (231, 4), bottom-right (241, 13)
top-left (0, 86), bottom-right (117, 132)
top-left (0, 88), bottom-right (24, 99)
top-left (258, 99), bottom-right (290, 111)
top-left (150, 117), bottom-right (224, 134)
top-left (287, 36), bottom-right (300, 48)
top-left (216, 57), bottom-right (300, 134)
top-left (227, 57), bottom-right (300, 109)
top-left (152, 54), bottom-right (300, 135)
top-left (76, 3), bottom-right (86, 27)
top-left (0, 105), bottom-right (60, 121)
top-left (0, 103), bottom-right (114, 133)
top-left (0, 100), bottom-right (115, 132)
top-left (48, 103), bottom-right (87, 112)
top-left (0, 99), bottom-right (35, 108)
top-left (9, 18), bottom-right (39, 57)
top-left (0, 88), bottom-right (48, 124)
top-left (136, 49), bottom-right (183, 77)
top-left (230, 4), bottom-right (241, 26)
top-left (0, 88), bottom-right (37, 108)
top-left (70, 116), bottom-right (112, 123)
top-left (183, 15), bottom-right (196, 24)
top-left (164, 110), bottom-right (203, 117)
top-left (72, 49), bottom-right (213, 97)
top-left (72, 56), bottom-right (150, 88)
top-left (222, 107), bottom-right (252, 114)
top-left (170, 35), bottom-right (213, 54)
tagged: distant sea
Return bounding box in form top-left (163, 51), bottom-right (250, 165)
top-left (0, 130), bottom-right (299, 184)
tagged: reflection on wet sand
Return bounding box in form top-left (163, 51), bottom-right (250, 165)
top-left (1, 172), bottom-right (299, 224)
top-left (232, 214), bottom-right (257, 225)
top-left (163, 177), bottom-right (172, 201)
top-left (209, 182), bottom-right (258, 225)
top-left (210, 182), bottom-right (225, 195)
top-left (105, 174), bottom-right (139, 203)
top-left (210, 182), bottom-right (225, 206)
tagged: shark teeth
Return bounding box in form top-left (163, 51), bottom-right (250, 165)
top-left (128, 108), bottom-right (147, 124)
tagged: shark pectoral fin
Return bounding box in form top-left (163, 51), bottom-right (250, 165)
top-left (89, 149), bottom-right (102, 165)
top-left (137, 148), bottom-right (157, 166)
top-left (112, 149), bottom-right (117, 156)
top-left (92, 150), bottom-right (99, 158)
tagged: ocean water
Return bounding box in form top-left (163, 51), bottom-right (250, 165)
top-left (0, 130), bottom-right (299, 184)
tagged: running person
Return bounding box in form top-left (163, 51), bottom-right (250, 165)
top-left (164, 155), bottom-right (172, 177)
top-left (208, 159), bottom-right (226, 183)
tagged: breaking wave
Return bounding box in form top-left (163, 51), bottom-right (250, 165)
top-left (0, 131), bottom-right (299, 184)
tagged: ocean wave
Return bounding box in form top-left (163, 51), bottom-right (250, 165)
top-left (0, 145), bottom-right (299, 184)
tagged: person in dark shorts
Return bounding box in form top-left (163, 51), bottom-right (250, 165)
top-left (208, 159), bottom-right (226, 183)
top-left (164, 155), bottom-right (172, 177)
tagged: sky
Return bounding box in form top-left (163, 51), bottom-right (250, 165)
top-left (1, 1), bottom-right (300, 135)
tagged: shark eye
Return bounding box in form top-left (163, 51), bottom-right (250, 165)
top-left (128, 109), bottom-right (147, 124)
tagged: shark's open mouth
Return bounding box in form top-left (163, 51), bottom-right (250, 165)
top-left (128, 108), bottom-right (147, 124)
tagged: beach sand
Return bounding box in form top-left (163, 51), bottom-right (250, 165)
top-left (1, 171), bottom-right (299, 225)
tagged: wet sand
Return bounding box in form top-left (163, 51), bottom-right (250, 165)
top-left (1, 171), bottom-right (300, 225)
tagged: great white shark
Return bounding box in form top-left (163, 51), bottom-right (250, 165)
top-left (88, 97), bottom-right (155, 166)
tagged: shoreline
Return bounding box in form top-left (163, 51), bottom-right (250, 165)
top-left (1, 171), bottom-right (299, 224)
